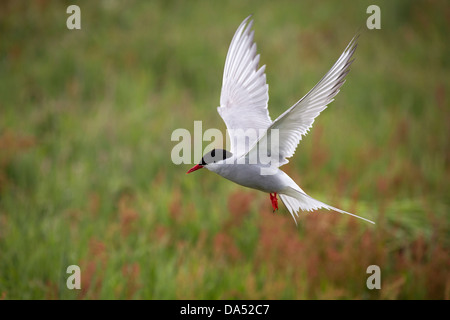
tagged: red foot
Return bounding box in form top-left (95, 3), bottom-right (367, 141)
top-left (269, 192), bottom-right (278, 212)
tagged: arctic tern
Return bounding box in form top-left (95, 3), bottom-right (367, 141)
top-left (187, 16), bottom-right (375, 225)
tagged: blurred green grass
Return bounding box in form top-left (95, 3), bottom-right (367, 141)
top-left (0, 0), bottom-right (448, 299)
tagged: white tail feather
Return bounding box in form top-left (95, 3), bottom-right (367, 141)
top-left (279, 187), bottom-right (375, 225)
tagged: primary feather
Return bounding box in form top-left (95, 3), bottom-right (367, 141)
top-left (218, 15), bottom-right (272, 158)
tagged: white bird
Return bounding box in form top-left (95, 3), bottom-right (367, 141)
top-left (187, 15), bottom-right (375, 225)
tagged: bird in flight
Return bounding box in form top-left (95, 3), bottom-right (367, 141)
top-left (187, 16), bottom-right (374, 225)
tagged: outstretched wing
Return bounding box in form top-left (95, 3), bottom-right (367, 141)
top-left (218, 15), bottom-right (272, 158)
top-left (245, 35), bottom-right (359, 166)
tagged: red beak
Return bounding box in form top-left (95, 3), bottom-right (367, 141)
top-left (186, 164), bottom-right (203, 174)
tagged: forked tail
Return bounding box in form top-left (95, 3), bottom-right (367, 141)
top-left (279, 187), bottom-right (375, 225)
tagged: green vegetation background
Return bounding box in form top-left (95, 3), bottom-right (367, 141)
top-left (0, 0), bottom-right (448, 299)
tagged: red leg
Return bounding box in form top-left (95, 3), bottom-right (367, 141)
top-left (269, 192), bottom-right (278, 212)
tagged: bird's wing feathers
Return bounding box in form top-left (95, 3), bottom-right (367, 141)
top-left (245, 35), bottom-right (359, 167)
top-left (218, 15), bottom-right (272, 158)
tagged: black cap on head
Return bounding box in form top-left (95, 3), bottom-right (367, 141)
top-left (200, 149), bottom-right (233, 165)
